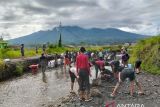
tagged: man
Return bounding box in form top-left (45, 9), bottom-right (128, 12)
top-left (40, 53), bottom-right (47, 73)
top-left (20, 44), bottom-right (24, 58)
top-left (76, 47), bottom-right (92, 101)
top-left (110, 67), bottom-right (144, 97)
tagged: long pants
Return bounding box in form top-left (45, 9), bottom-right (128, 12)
top-left (95, 65), bottom-right (100, 78)
top-left (41, 65), bottom-right (46, 73)
top-left (78, 69), bottom-right (90, 94)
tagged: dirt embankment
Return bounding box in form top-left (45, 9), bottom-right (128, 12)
top-left (0, 55), bottom-right (55, 81)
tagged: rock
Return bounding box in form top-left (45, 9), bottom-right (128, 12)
top-left (61, 96), bottom-right (70, 103)
top-left (153, 84), bottom-right (159, 87)
top-left (92, 79), bottom-right (101, 86)
top-left (90, 88), bottom-right (102, 98)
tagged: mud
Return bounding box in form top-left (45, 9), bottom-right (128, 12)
top-left (0, 67), bottom-right (78, 107)
top-left (52, 71), bottom-right (160, 107)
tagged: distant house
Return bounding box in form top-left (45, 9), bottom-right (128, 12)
top-left (0, 37), bottom-right (8, 49)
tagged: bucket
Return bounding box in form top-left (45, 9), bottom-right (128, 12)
top-left (128, 64), bottom-right (132, 69)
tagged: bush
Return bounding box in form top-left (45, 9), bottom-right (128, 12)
top-left (129, 35), bottom-right (160, 74)
top-left (0, 59), bottom-right (5, 72)
top-left (14, 64), bottom-right (23, 76)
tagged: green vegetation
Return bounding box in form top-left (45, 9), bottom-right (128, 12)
top-left (1, 36), bottom-right (160, 75)
top-left (0, 59), bottom-right (5, 71)
top-left (129, 35), bottom-right (160, 74)
top-left (0, 48), bottom-right (42, 59)
top-left (14, 63), bottom-right (24, 76)
top-left (47, 45), bottom-right (74, 54)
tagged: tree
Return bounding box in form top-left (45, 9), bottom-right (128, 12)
top-left (58, 33), bottom-right (62, 47)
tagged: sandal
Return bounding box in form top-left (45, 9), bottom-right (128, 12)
top-left (138, 92), bottom-right (145, 95)
top-left (85, 97), bottom-right (93, 102)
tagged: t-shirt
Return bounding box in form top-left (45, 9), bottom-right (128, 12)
top-left (70, 67), bottom-right (76, 74)
top-left (122, 53), bottom-right (130, 61)
top-left (76, 53), bottom-right (90, 72)
top-left (95, 60), bottom-right (105, 70)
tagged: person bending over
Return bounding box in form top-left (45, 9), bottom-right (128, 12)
top-left (94, 57), bottom-right (105, 78)
top-left (110, 67), bottom-right (144, 97)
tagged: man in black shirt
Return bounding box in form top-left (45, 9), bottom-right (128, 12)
top-left (21, 44), bottom-right (24, 58)
top-left (40, 53), bottom-right (47, 73)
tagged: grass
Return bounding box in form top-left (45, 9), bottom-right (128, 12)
top-left (129, 35), bottom-right (160, 74)
top-left (14, 63), bottom-right (24, 76)
top-left (0, 59), bottom-right (5, 72)
top-left (0, 48), bottom-right (42, 59)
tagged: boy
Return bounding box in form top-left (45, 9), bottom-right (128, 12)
top-left (69, 65), bottom-right (77, 93)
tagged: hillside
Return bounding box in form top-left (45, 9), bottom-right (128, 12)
top-left (9, 26), bottom-right (147, 45)
top-left (130, 35), bottom-right (160, 74)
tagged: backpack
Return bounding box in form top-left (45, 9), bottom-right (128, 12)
top-left (122, 53), bottom-right (130, 61)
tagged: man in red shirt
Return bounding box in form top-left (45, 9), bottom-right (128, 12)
top-left (76, 47), bottom-right (92, 101)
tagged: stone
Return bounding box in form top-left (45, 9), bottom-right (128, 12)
top-left (90, 88), bottom-right (102, 98)
top-left (92, 79), bottom-right (101, 86)
top-left (61, 97), bottom-right (70, 103)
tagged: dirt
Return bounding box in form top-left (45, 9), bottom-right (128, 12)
top-left (51, 72), bottom-right (160, 107)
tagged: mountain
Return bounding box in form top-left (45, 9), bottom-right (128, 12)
top-left (9, 26), bottom-right (147, 45)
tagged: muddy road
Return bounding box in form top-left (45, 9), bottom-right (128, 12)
top-left (0, 67), bottom-right (78, 107)
top-left (52, 69), bottom-right (160, 107)
top-left (0, 65), bottom-right (160, 107)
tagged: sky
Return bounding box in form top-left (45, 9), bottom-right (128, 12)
top-left (0, 0), bottom-right (160, 39)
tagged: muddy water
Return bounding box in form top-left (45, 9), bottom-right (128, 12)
top-left (0, 67), bottom-right (78, 107)
top-left (0, 65), bottom-right (113, 107)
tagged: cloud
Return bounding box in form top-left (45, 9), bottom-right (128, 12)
top-left (0, 0), bottom-right (160, 39)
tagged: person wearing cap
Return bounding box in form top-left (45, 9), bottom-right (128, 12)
top-left (110, 67), bottom-right (144, 97)
top-left (76, 47), bottom-right (92, 101)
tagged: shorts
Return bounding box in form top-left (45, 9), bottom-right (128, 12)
top-left (120, 69), bottom-right (135, 82)
top-left (78, 69), bottom-right (90, 93)
top-left (69, 71), bottom-right (76, 83)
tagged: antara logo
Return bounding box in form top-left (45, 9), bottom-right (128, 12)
top-left (117, 104), bottom-right (144, 107)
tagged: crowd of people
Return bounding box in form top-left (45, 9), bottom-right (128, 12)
top-left (62, 47), bottom-right (144, 102)
top-left (25, 44), bottom-right (144, 102)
